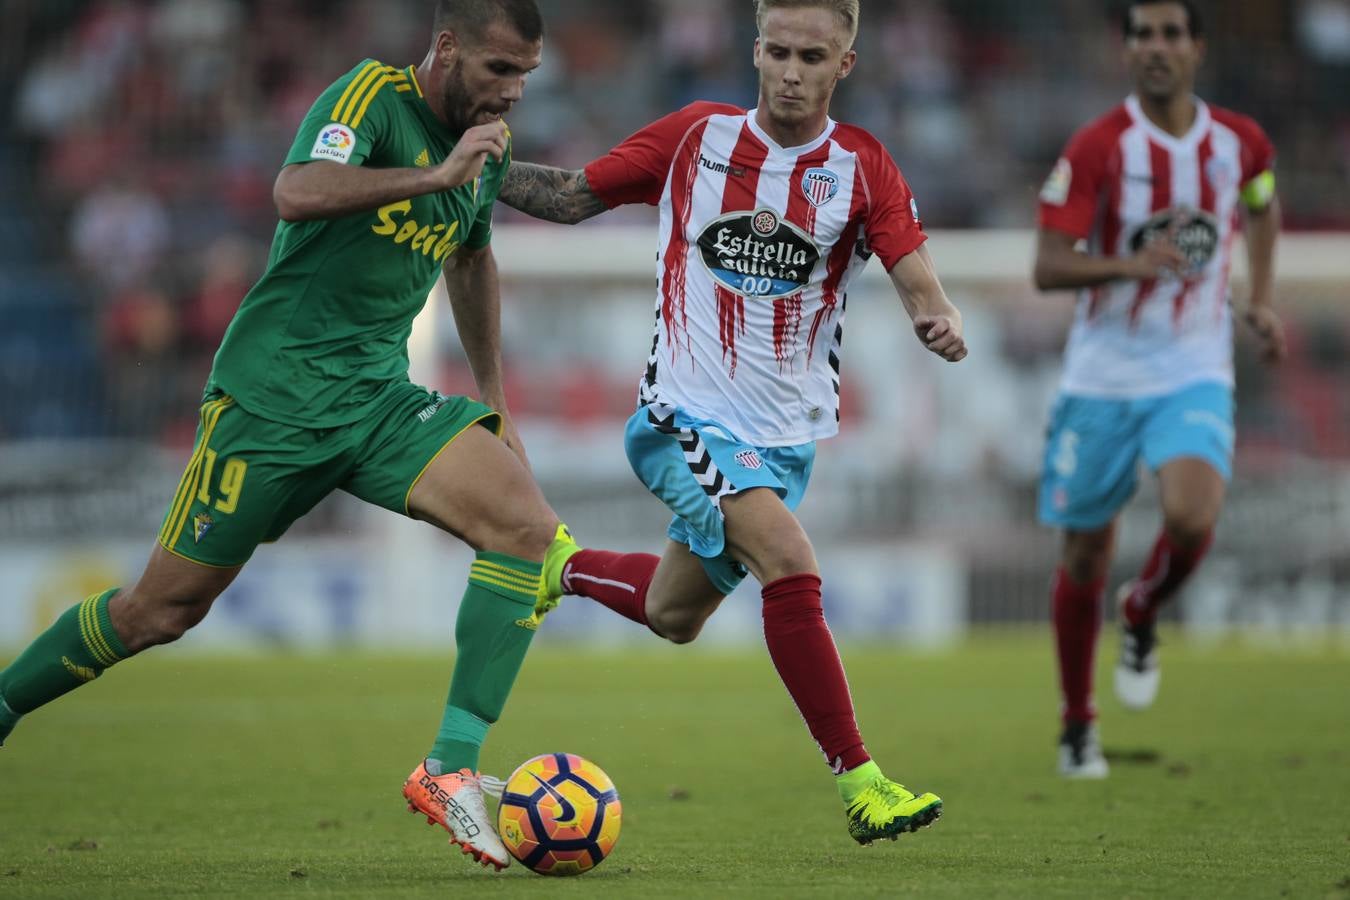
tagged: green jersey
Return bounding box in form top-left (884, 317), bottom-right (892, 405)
top-left (208, 60), bottom-right (508, 428)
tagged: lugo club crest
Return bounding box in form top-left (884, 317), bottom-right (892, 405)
top-left (696, 208), bottom-right (821, 300)
top-left (1130, 206), bottom-right (1219, 277)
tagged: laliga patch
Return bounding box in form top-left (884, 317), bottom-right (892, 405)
top-left (311, 123), bottom-right (356, 163)
top-left (800, 168), bottom-right (840, 208)
top-left (1040, 157), bottom-right (1072, 206)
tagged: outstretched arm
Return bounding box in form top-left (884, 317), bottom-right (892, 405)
top-left (890, 244), bottom-right (968, 362)
top-left (498, 162), bottom-right (609, 225)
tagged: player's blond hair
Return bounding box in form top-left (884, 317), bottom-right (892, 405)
top-left (754, 0), bottom-right (860, 49)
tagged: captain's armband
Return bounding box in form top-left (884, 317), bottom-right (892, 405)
top-left (1240, 170), bottom-right (1276, 211)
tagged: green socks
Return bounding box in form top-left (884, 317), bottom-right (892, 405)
top-left (0, 589), bottom-right (129, 744)
top-left (836, 759), bottom-right (883, 805)
top-left (429, 552), bottom-right (542, 773)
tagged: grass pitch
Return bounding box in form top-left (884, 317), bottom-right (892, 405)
top-left (1, 632), bottom-right (1347, 899)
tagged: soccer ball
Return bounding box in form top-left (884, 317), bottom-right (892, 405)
top-left (496, 753), bottom-right (621, 876)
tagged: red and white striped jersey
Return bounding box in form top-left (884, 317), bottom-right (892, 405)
top-left (1038, 95), bottom-right (1275, 398)
top-left (585, 101), bottom-right (926, 446)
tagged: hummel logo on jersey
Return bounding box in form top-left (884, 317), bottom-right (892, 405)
top-left (194, 513), bottom-right (215, 543)
top-left (414, 148), bottom-right (431, 168)
top-left (735, 449), bottom-right (763, 470)
top-left (699, 154), bottom-right (746, 178)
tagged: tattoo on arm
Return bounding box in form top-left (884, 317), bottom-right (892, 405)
top-left (499, 163), bottom-right (608, 225)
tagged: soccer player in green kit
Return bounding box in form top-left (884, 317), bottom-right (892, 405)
top-left (0, 0), bottom-right (576, 871)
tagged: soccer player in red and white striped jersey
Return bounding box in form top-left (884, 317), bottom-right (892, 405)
top-left (1033, 0), bottom-right (1286, 778)
top-left (501, 0), bottom-right (964, 844)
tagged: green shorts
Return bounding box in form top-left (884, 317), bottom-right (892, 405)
top-left (157, 381), bottom-right (501, 567)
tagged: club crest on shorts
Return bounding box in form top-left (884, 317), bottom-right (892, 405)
top-left (735, 449), bottom-right (763, 470)
top-left (801, 168), bottom-right (840, 208)
top-left (194, 512), bottom-right (215, 543)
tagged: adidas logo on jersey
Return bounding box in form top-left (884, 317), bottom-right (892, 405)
top-left (415, 148), bottom-right (431, 168)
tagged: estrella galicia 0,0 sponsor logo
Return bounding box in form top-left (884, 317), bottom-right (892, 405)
top-left (697, 208), bottom-right (821, 300)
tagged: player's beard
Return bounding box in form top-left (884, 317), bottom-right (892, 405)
top-left (441, 59), bottom-right (475, 136)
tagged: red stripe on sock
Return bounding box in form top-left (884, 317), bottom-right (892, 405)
top-left (1124, 529), bottom-right (1214, 626)
top-left (762, 574), bottom-right (869, 774)
top-left (1052, 567), bottom-right (1104, 724)
top-left (563, 549), bottom-right (659, 628)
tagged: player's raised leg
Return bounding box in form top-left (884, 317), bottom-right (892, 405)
top-left (1115, 456), bottom-right (1224, 710)
top-left (1053, 526), bottom-right (1113, 778)
top-left (722, 487), bottom-right (942, 844)
top-left (0, 547), bottom-right (240, 747)
top-left (394, 422), bottom-right (563, 870)
top-left (551, 539), bottom-right (724, 643)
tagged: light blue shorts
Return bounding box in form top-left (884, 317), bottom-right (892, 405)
top-left (1038, 381), bottom-right (1234, 531)
top-left (624, 404), bottom-right (816, 595)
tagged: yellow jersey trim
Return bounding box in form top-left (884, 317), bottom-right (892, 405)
top-left (337, 63), bottom-right (395, 126)
top-left (350, 69), bottom-right (401, 130)
top-left (332, 62), bottom-right (383, 122)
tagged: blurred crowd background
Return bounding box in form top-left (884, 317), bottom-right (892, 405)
top-left (0, 0), bottom-right (1347, 639)
top-left (1, 0), bottom-right (1348, 441)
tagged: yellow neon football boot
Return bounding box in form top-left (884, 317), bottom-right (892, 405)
top-left (840, 762), bottom-right (943, 845)
top-left (532, 523), bottom-right (581, 623)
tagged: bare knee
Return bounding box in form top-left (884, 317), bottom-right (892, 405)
top-left (733, 532), bottom-right (816, 585)
top-left (1062, 526), bottom-right (1114, 584)
top-left (648, 606), bottom-right (705, 645)
top-left (111, 588), bottom-right (215, 654)
top-left (1162, 509), bottom-right (1217, 549)
top-left (482, 517), bottom-right (558, 563)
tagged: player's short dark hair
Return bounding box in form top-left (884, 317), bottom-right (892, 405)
top-left (433, 0), bottom-right (543, 45)
top-left (1122, 0), bottom-right (1204, 38)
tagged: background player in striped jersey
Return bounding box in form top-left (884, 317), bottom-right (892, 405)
top-left (0, 0), bottom-right (581, 870)
top-left (499, 0), bottom-right (965, 845)
top-left (1033, 0), bottom-right (1286, 778)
